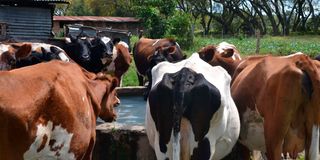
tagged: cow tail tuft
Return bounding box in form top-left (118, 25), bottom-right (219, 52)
top-left (172, 91), bottom-right (184, 160)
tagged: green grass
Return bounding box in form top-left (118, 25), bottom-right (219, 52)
top-left (188, 35), bottom-right (320, 56)
top-left (122, 35), bottom-right (320, 87)
top-left (121, 61), bottom-right (139, 87)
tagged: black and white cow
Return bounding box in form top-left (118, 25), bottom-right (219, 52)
top-left (145, 53), bottom-right (240, 160)
top-left (63, 36), bottom-right (131, 86)
top-left (0, 42), bottom-right (70, 70)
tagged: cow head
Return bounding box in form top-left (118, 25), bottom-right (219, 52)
top-left (149, 47), bottom-right (168, 67)
top-left (64, 35), bottom-right (91, 63)
top-left (216, 42), bottom-right (241, 60)
top-left (90, 36), bottom-right (114, 60)
top-left (154, 46), bottom-right (177, 62)
top-left (93, 73), bottom-right (120, 122)
top-left (41, 47), bottom-right (60, 61)
top-left (0, 43), bottom-right (32, 70)
top-left (111, 41), bottom-right (132, 82)
top-left (198, 45), bottom-right (239, 75)
top-left (159, 40), bottom-right (186, 62)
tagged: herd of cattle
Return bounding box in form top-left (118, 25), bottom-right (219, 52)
top-left (0, 35), bottom-right (319, 160)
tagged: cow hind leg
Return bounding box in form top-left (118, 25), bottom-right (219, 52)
top-left (190, 138), bottom-right (211, 160)
top-left (222, 142), bottom-right (251, 160)
top-left (82, 137), bottom-right (95, 160)
top-left (264, 115), bottom-right (289, 160)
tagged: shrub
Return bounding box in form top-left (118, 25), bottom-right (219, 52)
top-left (166, 12), bottom-right (194, 49)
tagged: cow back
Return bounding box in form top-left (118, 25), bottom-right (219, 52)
top-left (146, 53), bottom-right (240, 159)
top-left (0, 61), bottom-right (118, 159)
top-left (231, 53), bottom-right (320, 159)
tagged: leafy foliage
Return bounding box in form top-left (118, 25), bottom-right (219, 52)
top-left (166, 12), bottom-right (193, 49)
top-left (134, 6), bottom-right (166, 38)
top-left (65, 0), bottom-right (93, 16)
top-left (131, 0), bottom-right (177, 38)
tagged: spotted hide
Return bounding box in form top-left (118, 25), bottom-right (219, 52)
top-left (0, 61), bottom-right (120, 160)
top-left (145, 53), bottom-right (240, 160)
top-left (199, 45), bottom-right (320, 160)
top-left (0, 42), bottom-right (70, 70)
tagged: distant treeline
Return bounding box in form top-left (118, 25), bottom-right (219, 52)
top-left (55, 0), bottom-right (320, 46)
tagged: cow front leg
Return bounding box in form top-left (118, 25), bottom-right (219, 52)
top-left (137, 72), bottom-right (144, 86)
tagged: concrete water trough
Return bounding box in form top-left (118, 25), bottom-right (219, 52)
top-left (93, 86), bottom-right (157, 160)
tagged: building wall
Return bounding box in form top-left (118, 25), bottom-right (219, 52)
top-left (0, 6), bottom-right (53, 40)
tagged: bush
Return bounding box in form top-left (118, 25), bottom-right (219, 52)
top-left (134, 6), bottom-right (167, 38)
top-left (166, 12), bottom-right (194, 49)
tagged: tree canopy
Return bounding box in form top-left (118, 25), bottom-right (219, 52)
top-left (55, 0), bottom-right (320, 37)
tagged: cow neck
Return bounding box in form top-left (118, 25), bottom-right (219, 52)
top-left (115, 44), bottom-right (131, 64)
top-left (86, 76), bottom-right (107, 119)
top-left (217, 57), bottom-right (243, 78)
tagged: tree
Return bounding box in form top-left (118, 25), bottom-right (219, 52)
top-left (166, 12), bottom-right (193, 48)
top-left (65, 0), bottom-right (93, 16)
top-left (131, 0), bottom-right (177, 38)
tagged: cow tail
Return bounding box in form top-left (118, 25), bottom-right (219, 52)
top-left (309, 125), bottom-right (320, 160)
top-left (296, 55), bottom-right (320, 159)
top-left (172, 104), bottom-right (181, 160)
top-left (172, 91), bottom-right (185, 160)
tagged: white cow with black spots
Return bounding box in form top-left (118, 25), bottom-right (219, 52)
top-left (146, 53), bottom-right (240, 160)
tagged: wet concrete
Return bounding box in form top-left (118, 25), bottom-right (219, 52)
top-left (93, 123), bottom-right (156, 160)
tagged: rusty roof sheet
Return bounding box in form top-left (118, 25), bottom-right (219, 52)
top-left (53, 16), bottom-right (140, 23)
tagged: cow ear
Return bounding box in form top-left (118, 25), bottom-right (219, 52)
top-left (50, 46), bottom-right (60, 54)
top-left (15, 43), bottom-right (32, 59)
top-left (110, 77), bottom-right (119, 91)
top-left (198, 45), bottom-right (215, 62)
top-left (221, 48), bottom-right (234, 58)
top-left (1, 52), bottom-right (16, 65)
top-left (166, 46), bottom-right (176, 54)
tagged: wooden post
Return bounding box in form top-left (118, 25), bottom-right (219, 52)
top-left (256, 29), bottom-right (260, 54)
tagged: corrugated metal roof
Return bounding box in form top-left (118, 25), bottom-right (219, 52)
top-left (53, 16), bottom-right (140, 23)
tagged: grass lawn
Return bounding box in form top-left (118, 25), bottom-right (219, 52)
top-left (122, 35), bottom-right (320, 87)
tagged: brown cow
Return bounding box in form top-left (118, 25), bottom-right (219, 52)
top-left (102, 41), bottom-right (132, 86)
top-left (133, 37), bottom-right (186, 86)
top-left (0, 60), bottom-right (119, 160)
top-left (199, 45), bottom-right (320, 160)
